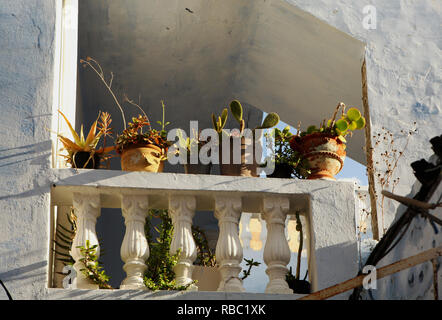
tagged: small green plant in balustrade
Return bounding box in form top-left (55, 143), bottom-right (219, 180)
top-left (143, 209), bottom-right (195, 291)
top-left (241, 258), bottom-right (261, 280)
top-left (77, 240), bottom-right (113, 289)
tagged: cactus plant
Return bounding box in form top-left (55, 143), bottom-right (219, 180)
top-left (289, 102), bottom-right (366, 180)
top-left (229, 99), bottom-right (280, 133)
top-left (296, 102), bottom-right (366, 144)
top-left (257, 112), bottom-right (280, 130)
top-left (229, 100), bottom-right (245, 133)
top-left (211, 108), bottom-right (228, 134)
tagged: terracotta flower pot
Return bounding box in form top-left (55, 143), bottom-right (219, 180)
top-left (290, 133), bottom-right (346, 180)
top-left (192, 266), bottom-right (221, 291)
top-left (219, 136), bottom-right (259, 177)
top-left (120, 144), bottom-right (164, 172)
top-left (71, 151), bottom-right (101, 169)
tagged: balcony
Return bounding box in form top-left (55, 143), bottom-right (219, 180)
top-left (47, 169), bottom-right (359, 300)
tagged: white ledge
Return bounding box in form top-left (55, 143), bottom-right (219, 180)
top-left (45, 288), bottom-right (305, 300)
top-left (50, 168), bottom-right (354, 213)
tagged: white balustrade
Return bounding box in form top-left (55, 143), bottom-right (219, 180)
top-left (262, 196), bottom-right (293, 294)
top-left (70, 192), bottom-right (101, 289)
top-left (120, 194), bottom-right (149, 289)
top-left (169, 195), bottom-right (197, 289)
top-left (215, 196), bottom-right (245, 292)
top-left (52, 170), bottom-right (359, 296)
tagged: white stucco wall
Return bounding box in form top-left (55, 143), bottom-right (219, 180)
top-left (0, 0), bottom-right (56, 300)
top-left (286, 0), bottom-right (441, 299)
top-left (287, 0), bottom-right (441, 237)
top-left (0, 0), bottom-right (440, 300)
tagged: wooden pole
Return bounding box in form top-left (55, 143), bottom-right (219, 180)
top-left (299, 246), bottom-right (442, 300)
top-left (361, 59), bottom-right (380, 240)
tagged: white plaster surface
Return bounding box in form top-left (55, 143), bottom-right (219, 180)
top-left (285, 0), bottom-right (441, 300)
top-left (286, 0), bottom-right (441, 243)
top-left (0, 0), bottom-right (56, 300)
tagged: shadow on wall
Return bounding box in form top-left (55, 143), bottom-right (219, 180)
top-left (0, 249), bottom-right (49, 300)
top-left (0, 140), bottom-right (52, 201)
top-left (0, 140), bottom-right (51, 170)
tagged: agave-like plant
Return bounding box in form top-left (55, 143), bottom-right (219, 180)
top-left (57, 110), bottom-right (114, 168)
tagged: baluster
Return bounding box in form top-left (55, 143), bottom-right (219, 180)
top-left (215, 196), bottom-right (245, 292)
top-left (70, 193), bottom-right (101, 289)
top-left (120, 195), bottom-right (149, 289)
top-left (262, 196), bottom-right (293, 294)
top-left (169, 195), bottom-right (197, 289)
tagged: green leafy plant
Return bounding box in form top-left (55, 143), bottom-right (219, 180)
top-left (192, 225), bottom-right (217, 267)
top-left (57, 110), bottom-right (114, 168)
top-left (293, 102), bottom-right (366, 144)
top-left (241, 258), bottom-right (261, 280)
top-left (77, 240), bottom-right (113, 289)
top-left (143, 209), bottom-right (194, 291)
top-left (114, 113), bottom-right (171, 157)
top-left (53, 208), bottom-right (112, 289)
top-left (264, 126), bottom-right (309, 179)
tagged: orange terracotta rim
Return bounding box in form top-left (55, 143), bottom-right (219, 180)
top-left (290, 132), bottom-right (346, 156)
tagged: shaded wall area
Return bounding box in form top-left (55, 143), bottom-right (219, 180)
top-left (77, 0), bottom-right (263, 287)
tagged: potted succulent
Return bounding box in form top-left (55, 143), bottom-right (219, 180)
top-left (289, 102), bottom-right (366, 180)
top-left (176, 129), bottom-right (212, 175)
top-left (286, 212), bottom-right (311, 294)
top-left (215, 100), bottom-right (280, 177)
top-left (57, 110), bottom-right (114, 169)
top-left (115, 102), bottom-right (171, 172)
top-left (264, 126), bottom-right (308, 179)
top-left (80, 57), bottom-right (172, 172)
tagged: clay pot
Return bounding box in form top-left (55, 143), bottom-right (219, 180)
top-left (71, 151), bottom-right (101, 169)
top-left (192, 266), bottom-right (221, 291)
top-left (120, 144), bottom-right (164, 172)
top-left (290, 133), bottom-right (346, 180)
top-left (219, 136), bottom-right (259, 177)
